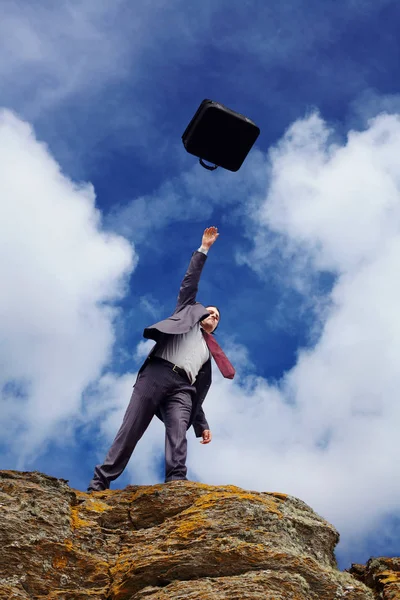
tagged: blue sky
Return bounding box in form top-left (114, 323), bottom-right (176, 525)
top-left (1, 0), bottom-right (400, 571)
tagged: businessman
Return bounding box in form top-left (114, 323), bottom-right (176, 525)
top-left (88, 226), bottom-right (235, 491)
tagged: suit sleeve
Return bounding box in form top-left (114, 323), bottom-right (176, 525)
top-left (192, 406), bottom-right (210, 438)
top-left (175, 251), bottom-right (208, 311)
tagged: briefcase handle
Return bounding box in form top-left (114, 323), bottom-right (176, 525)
top-left (199, 158), bottom-right (218, 171)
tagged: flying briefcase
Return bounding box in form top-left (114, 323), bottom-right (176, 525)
top-left (182, 99), bottom-right (260, 172)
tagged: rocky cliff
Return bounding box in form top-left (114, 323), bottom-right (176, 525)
top-left (0, 470), bottom-right (397, 599)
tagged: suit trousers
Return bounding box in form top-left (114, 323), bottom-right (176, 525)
top-left (88, 360), bottom-right (196, 491)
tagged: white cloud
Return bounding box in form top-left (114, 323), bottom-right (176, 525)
top-left (0, 1), bottom-right (130, 115)
top-left (135, 339), bottom-right (156, 362)
top-left (185, 111), bottom-right (400, 553)
top-left (0, 109), bottom-right (135, 464)
top-left (261, 112), bottom-right (400, 274)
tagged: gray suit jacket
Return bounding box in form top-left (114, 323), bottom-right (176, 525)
top-left (139, 251), bottom-right (212, 437)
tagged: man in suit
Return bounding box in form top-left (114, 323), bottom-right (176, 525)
top-left (88, 226), bottom-right (235, 492)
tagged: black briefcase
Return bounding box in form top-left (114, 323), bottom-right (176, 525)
top-left (182, 99), bottom-right (260, 172)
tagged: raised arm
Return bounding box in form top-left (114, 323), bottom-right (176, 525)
top-left (175, 226), bottom-right (219, 310)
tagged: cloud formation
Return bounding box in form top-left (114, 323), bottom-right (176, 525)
top-left (0, 109), bottom-right (135, 464)
top-left (187, 112), bottom-right (400, 555)
top-left (0, 1), bottom-right (131, 115)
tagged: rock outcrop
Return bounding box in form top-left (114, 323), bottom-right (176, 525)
top-left (0, 469), bottom-right (387, 599)
top-left (349, 558), bottom-right (400, 599)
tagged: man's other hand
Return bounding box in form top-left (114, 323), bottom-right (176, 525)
top-left (201, 227), bottom-right (219, 250)
top-left (200, 429), bottom-right (212, 444)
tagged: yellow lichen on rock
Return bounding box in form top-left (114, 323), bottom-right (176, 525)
top-left (378, 569), bottom-right (400, 584)
top-left (70, 505), bottom-right (93, 528)
top-left (52, 554), bottom-right (69, 570)
top-left (183, 489), bottom-right (283, 518)
top-left (174, 514), bottom-right (210, 538)
top-left (86, 497), bottom-right (113, 513)
top-left (64, 539), bottom-right (74, 551)
top-left (271, 491), bottom-right (289, 500)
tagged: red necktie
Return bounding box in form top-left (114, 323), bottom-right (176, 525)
top-left (202, 330), bottom-right (235, 379)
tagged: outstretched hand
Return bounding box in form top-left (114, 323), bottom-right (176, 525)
top-left (201, 226), bottom-right (219, 250)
